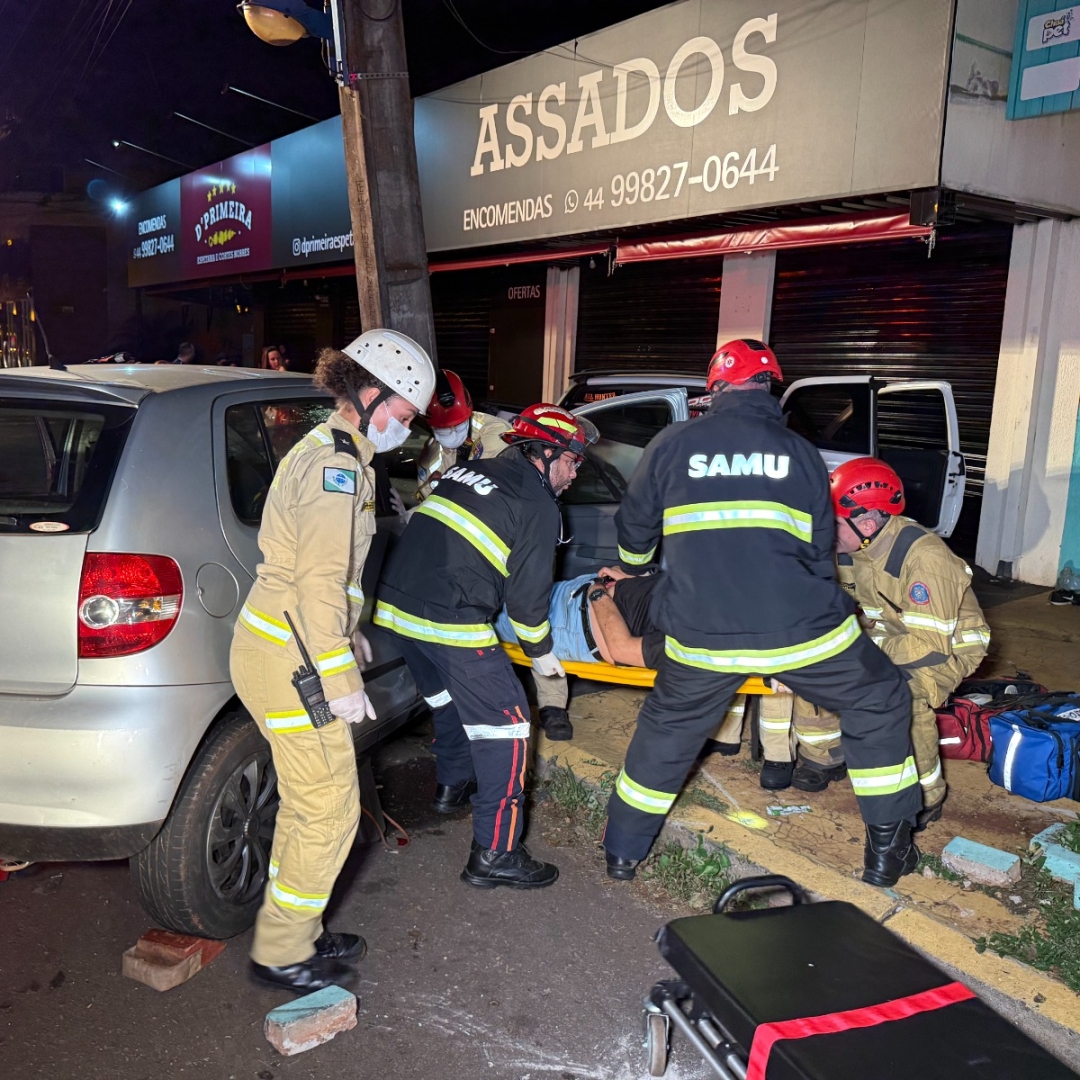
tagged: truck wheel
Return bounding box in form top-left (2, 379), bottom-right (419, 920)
top-left (131, 708), bottom-right (278, 939)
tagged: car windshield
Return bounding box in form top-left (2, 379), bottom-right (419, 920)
top-left (0, 399), bottom-right (133, 533)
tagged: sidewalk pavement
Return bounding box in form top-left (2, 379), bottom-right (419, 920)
top-left (533, 586), bottom-right (1080, 1037)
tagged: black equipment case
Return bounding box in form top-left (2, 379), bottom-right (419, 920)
top-left (646, 876), bottom-right (1078, 1080)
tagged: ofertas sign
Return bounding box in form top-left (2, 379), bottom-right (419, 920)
top-left (414, 0), bottom-right (953, 251)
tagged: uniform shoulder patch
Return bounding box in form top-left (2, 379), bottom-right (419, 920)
top-left (323, 467), bottom-right (357, 495)
top-left (909, 581), bottom-right (931, 605)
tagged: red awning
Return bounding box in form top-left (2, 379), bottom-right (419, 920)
top-left (615, 212), bottom-right (932, 265)
top-left (429, 243), bottom-right (611, 273)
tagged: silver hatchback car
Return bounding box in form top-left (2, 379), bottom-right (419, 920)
top-left (0, 364), bottom-right (421, 937)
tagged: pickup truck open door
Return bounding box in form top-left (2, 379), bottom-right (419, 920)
top-left (780, 376), bottom-right (966, 537)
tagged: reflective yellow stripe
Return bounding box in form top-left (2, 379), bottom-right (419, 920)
top-left (919, 761), bottom-right (943, 787)
top-left (265, 709), bottom-right (313, 734)
top-left (900, 612), bottom-right (957, 634)
top-left (760, 718), bottom-right (793, 732)
top-left (849, 756), bottom-right (919, 797)
top-left (615, 769), bottom-right (678, 814)
top-left (953, 628), bottom-right (990, 649)
top-left (316, 646), bottom-right (356, 678)
top-left (415, 495), bottom-right (510, 576)
top-left (663, 501), bottom-right (813, 543)
top-left (309, 427), bottom-right (334, 446)
top-left (794, 728), bottom-right (842, 744)
top-left (269, 881), bottom-right (330, 912)
top-left (347, 582), bottom-right (364, 604)
top-left (509, 618), bottom-right (550, 644)
top-left (619, 544), bottom-right (656, 567)
top-left (239, 603), bottom-right (292, 646)
top-left (268, 858), bottom-right (279, 879)
top-left (374, 601), bottom-right (497, 647)
top-left (665, 616), bottom-right (860, 675)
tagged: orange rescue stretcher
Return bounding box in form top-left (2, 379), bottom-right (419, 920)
top-left (499, 642), bottom-right (772, 696)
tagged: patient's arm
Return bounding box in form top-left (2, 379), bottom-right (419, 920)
top-left (588, 592), bottom-right (645, 667)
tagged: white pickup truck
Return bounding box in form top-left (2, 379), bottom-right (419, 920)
top-left (557, 371), bottom-right (964, 577)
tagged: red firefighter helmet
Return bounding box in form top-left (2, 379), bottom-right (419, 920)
top-left (428, 370), bottom-right (473, 429)
top-left (501, 403), bottom-right (599, 457)
top-left (706, 339), bottom-right (783, 391)
top-left (830, 457), bottom-right (906, 518)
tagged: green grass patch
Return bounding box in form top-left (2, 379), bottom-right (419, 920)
top-left (1055, 820), bottom-right (1080, 857)
top-left (917, 852), bottom-right (964, 884)
top-left (975, 861), bottom-right (1080, 994)
top-left (542, 761), bottom-right (616, 836)
top-left (641, 835), bottom-right (733, 907)
top-left (673, 785), bottom-right (729, 816)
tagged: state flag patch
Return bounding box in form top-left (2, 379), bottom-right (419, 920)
top-left (323, 467), bottom-right (357, 495)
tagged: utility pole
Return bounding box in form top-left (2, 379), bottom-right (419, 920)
top-left (337, 0), bottom-right (437, 361)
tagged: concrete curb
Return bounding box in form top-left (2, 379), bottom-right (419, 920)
top-left (537, 738), bottom-right (1080, 1036)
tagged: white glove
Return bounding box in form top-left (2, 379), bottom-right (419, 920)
top-left (531, 652), bottom-right (566, 678)
top-left (389, 487), bottom-right (407, 518)
top-left (351, 631), bottom-right (373, 666)
top-left (329, 689), bottom-right (377, 725)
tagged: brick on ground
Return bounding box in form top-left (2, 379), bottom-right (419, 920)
top-left (121, 929), bottom-right (226, 992)
top-left (265, 985), bottom-right (358, 1055)
top-left (941, 837), bottom-right (1022, 887)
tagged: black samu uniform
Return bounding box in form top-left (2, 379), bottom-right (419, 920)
top-left (376, 451), bottom-right (559, 852)
top-left (604, 391), bottom-right (920, 862)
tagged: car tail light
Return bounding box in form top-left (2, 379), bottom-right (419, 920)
top-left (78, 553), bottom-right (183, 659)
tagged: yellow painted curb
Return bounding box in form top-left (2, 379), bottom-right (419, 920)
top-left (538, 739), bottom-right (1080, 1036)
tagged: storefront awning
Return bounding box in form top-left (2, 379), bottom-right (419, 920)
top-left (614, 213), bottom-right (933, 265)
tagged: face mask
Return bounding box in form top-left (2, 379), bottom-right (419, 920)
top-left (434, 421), bottom-right (469, 450)
top-left (369, 402), bottom-right (412, 453)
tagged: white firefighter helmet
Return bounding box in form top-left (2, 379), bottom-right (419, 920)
top-left (342, 329), bottom-right (436, 412)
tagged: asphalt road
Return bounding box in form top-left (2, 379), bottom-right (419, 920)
top-left (0, 728), bottom-right (710, 1080)
top-left (4, 722), bottom-right (1079, 1079)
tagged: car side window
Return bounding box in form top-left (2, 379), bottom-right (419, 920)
top-left (562, 401), bottom-right (673, 506)
top-left (782, 383), bottom-right (872, 454)
top-left (259, 401), bottom-right (334, 467)
top-left (224, 405), bottom-right (274, 526)
top-left (224, 399), bottom-right (333, 525)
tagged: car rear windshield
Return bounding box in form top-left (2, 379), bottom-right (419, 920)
top-left (0, 398), bottom-right (133, 533)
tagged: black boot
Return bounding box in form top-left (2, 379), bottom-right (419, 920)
top-left (539, 706), bottom-right (573, 741)
top-left (314, 931), bottom-right (367, 962)
top-left (915, 793), bottom-right (946, 832)
top-left (862, 821), bottom-right (920, 887)
top-left (605, 851), bottom-right (639, 881)
top-left (250, 956), bottom-right (357, 994)
top-left (760, 760), bottom-right (794, 790)
top-left (700, 738), bottom-right (741, 757)
top-left (433, 779), bottom-right (477, 814)
top-left (460, 840), bottom-right (559, 889)
top-left (792, 760), bottom-right (848, 793)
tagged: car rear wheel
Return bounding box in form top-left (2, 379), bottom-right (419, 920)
top-left (131, 708), bottom-right (278, 939)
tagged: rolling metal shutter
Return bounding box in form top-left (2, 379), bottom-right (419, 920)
top-left (574, 255), bottom-right (724, 373)
top-left (769, 225), bottom-right (1013, 554)
top-left (431, 268), bottom-right (496, 401)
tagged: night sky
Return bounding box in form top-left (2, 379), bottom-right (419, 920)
top-left (0, 0), bottom-right (670, 198)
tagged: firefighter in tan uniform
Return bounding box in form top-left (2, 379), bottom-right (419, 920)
top-left (789, 458), bottom-right (989, 829)
top-left (413, 370), bottom-right (571, 742)
top-left (230, 329), bottom-right (436, 994)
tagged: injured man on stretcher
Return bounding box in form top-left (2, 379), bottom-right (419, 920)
top-left (493, 567), bottom-right (765, 753)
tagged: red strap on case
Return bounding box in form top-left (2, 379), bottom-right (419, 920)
top-left (746, 981), bottom-right (977, 1080)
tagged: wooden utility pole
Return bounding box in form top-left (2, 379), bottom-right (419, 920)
top-left (337, 0), bottom-right (437, 360)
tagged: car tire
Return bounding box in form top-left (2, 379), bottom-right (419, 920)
top-left (131, 708), bottom-right (279, 939)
